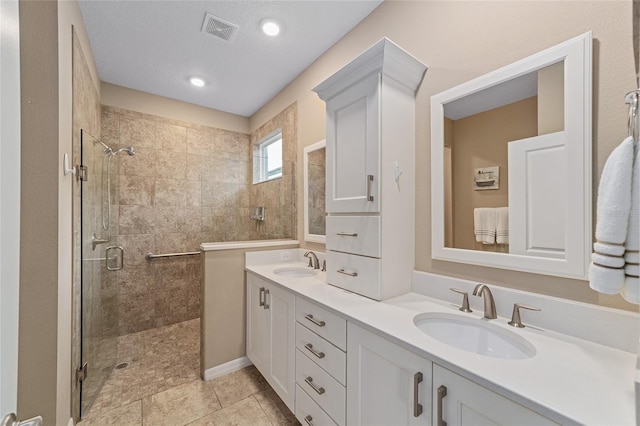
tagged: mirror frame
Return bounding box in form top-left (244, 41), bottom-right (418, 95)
top-left (304, 140), bottom-right (326, 244)
top-left (430, 32), bottom-right (592, 279)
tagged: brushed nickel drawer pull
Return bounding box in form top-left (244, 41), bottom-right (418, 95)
top-left (336, 232), bottom-right (358, 237)
top-left (337, 269), bottom-right (358, 277)
top-left (437, 385), bottom-right (448, 426)
top-left (304, 314), bottom-right (325, 327)
top-left (304, 415), bottom-right (313, 426)
top-left (414, 372), bottom-right (423, 418)
top-left (305, 376), bottom-right (325, 395)
top-left (259, 287), bottom-right (265, 307)
top-left (264, 289), bottom-right (270, 310)
top-left (367, 174), bottom-right (374, 201)
top-left (304, 343), bottom-right (325, 359)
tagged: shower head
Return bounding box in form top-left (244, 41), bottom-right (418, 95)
top-left (112, 147), bottom-right (135, 156)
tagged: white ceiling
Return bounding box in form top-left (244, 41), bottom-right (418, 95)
top-left (78, 0), bottom-right (383, 117)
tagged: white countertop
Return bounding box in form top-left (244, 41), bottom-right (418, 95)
top-left (245, 261), bottom-right (637, 426)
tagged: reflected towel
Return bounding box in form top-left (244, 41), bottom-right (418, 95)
top-left (474, 208), bottom-right (496, 244)
top-left (589, 137), bottom-right (635, 295)
top-left (623, 146), bottom-right (640, 304)
top-left (496, 207), bottom-right (509, 244)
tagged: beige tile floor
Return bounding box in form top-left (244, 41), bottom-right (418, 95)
top-left (79, 319), bottom-right (299, 426)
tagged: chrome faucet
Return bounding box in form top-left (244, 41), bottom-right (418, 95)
top-left (472, 284), bottom-right (497, 319)
top-left (304, 251), bottom-right (320, 270)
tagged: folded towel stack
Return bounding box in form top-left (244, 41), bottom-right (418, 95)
top-left (474, 207), bottom-right (509, 245)
top-left (589, 136), bottom-right (638, 304)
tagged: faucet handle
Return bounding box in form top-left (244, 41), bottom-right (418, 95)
top-left (508, 303), bottom-right (541, 328)
top-left (449, 288), bottom-right (472, 313)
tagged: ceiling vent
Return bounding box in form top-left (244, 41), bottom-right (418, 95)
top-left (201, 12), bottom-right (239, 43)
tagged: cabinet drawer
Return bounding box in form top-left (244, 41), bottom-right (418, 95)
top-left (295, 384), bottom-right (338, 426)
top-left (326, 251), bottom-right (381, 301)
top-left (296, 350), bottom-right (346, 426)
top-left (296, 297), bottom-right (347, 351)
top-left (296, 322), bottom-right (346, 385)
top-left (326, 216), bottom-right (380, 258)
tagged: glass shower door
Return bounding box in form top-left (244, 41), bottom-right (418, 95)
top-left (79, 129), bottom-right (118, 417)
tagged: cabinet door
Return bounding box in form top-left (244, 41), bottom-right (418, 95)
top-left (326, 73), bottom-right (380, 213)
top-left (433, 365), bottom-right (558, 426)
top-left (265, 284), bottom-right (296, 411)
top-left (347, 322), bottom-right (431, 426)
top-left (246, 274), bottom-right (269, 373)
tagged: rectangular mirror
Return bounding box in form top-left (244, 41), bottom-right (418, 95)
top-left (304, 140), bottom-right (326, 243)
top-left (431, 32), bottom-right (592, 279)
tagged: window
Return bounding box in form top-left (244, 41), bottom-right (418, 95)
top-left (253, 129), bottom-right (283, 183)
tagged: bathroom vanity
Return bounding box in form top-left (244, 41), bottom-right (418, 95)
top-left (245, 249), bottom-right (636, 426)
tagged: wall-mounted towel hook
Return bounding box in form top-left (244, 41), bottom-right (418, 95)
top-left (393, 161), bottom-right (403, 182)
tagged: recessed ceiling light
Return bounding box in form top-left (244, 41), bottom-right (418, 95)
top-left (189, 77), bottom-right (205, 87)
top-left (260, 19), bottom-right (280, 36)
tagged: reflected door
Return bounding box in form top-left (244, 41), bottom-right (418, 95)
top-left (79, 129), bottom-right (118, 417)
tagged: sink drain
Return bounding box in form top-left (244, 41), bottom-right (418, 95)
top-left (115, 362), bottom-right (129, 370)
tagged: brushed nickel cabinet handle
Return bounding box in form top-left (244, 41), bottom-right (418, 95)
top-left (304, 314), bottom-right (325, 327)
top-left (259, 287), bottom-right (265, 307)
top-left (304, 415), bottom-right (313, 426)
top-left (305, 376), bottom-right (325, 395)
top-left (337, 269), bottom-right (358, 277)
top-left (413, 372), bottom-right (423, 417)
top-left (264, 289), bottom-right (270, 309)
top-left (367, 174), bottom-right (374, 201)
top-left (336, 232), bottom-right (358, 237)
top-left (437, 385), bottom-right (448, 426)
top-left (304, 343), bottom-right (325, 359)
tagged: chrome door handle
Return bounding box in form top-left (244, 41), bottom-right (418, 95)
top-left (304, 343), bottom-right (325, 359)
top-left (437, 385), bottom-right (448, 426)
top-left (305, 376), bottom-right (325, 395)
top-left (413, 372), bottom-right (423, 418)
top-left (367, 174), bottom-right (374, 201)
top-left (264, 289), bottom-right (270, 309)
top-left (304, 314), bottom-right (325, 327)
top-left (105, 246), bottom-right (123, 271)
top-left (337, 269), bottom-right (358, 277)
top-left (336, 232), bottom-right (358, 237)
top-left (259, 287), bottom-right (265, 307)
top-left (304, 415), bottom-right (313, 426)
top-left (2, 413), bottom-right (43, 426)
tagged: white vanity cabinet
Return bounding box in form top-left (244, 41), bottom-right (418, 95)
top-left (346, 322), bottom-right (432, 426)
top-left (313, 38), bottom-right (427, 301)
top-left (294, 297), bottom-right (347, 426)
top-left (432, 365), bottom-right (558, 426)
top-left (245, 272), bottom-right (295, 410)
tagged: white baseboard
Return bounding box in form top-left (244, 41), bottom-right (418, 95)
top-left (202, 356), bottom-right (252, 381)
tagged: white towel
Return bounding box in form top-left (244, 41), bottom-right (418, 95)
top-left (496, 207), bottom-right (509, 244)
top-left (589, 136), bottom-right (635, 295)
top-left (474, 208), bottom-right (496, 244)
top-left (622, 145), bottom-right (640, 304)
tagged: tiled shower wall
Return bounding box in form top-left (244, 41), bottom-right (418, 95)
top-left (101, 103), bottom-right (296, 335)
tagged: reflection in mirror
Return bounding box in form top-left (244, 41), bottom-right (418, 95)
top-left (304, 140), bottom-right (326, 243)
top-left (444, 62), bottom-right (564, 255)
top-left (431, 32), bottom-right (592, 279)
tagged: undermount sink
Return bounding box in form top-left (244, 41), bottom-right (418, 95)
top-left (413, 313), bottom-right (536, 360)
top-left (273, 267), bottom-right (317, 278)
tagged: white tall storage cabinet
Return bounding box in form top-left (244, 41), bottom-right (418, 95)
top-left (313, 38), bottom-right (427, 301)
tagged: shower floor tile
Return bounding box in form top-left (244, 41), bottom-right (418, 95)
top-left (78, 318), bottom-right (299, 426)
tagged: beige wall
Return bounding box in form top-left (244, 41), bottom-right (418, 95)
top-left (449, 97), bottom-right (538, 250)
top-left (18, 1), bottom-right (59, 423)
top-left (538, 62), bottom-right (565, 134)
top-left (251, 1), bottom-right (636, 310)
top-left (101, 82), bottom-right (250, 134)
top-left (200, 244), bottom-right (298, 374)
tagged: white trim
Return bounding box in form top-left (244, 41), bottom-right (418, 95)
top-left (430, 32), bottom-right (592, 280)
top-left (0, 0), bottom-right (21, 416)
top-left (68, 417), bottom-right (75, 426)
top-left (200, 239), bottom-right (298, 252)
top-left (202, 356), bottom-right (252, 381)
top-left (303, 140), bottom-right (326, 244)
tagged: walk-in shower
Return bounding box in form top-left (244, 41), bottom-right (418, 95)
top-left (79, 129), bottom-right (135, 417)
